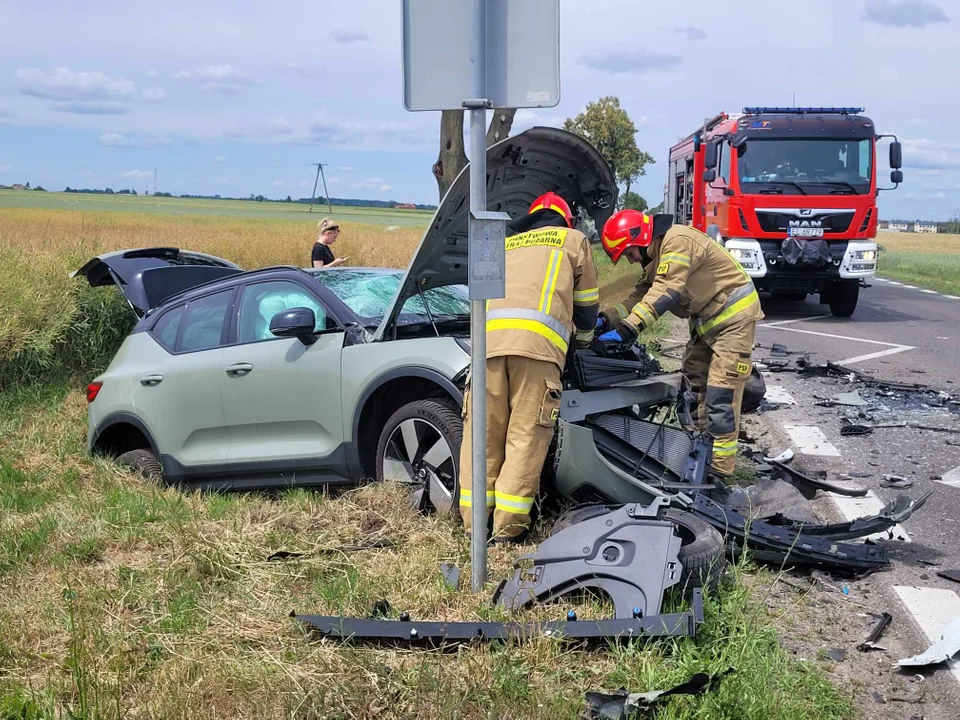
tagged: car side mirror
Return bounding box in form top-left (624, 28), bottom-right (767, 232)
top-left (889, 141), bottom-right (902, 169)
top-left (891, 169), bottom-right (903, 184)
top-left (270, 307), bottom-right (317, 345)
top-left (703, 169), bottom-right (717, 183)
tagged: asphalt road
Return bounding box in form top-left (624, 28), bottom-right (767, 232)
top-left (751, 278), bottom-right (960, 717)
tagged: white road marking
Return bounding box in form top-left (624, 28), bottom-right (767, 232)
top-left (919, 289), bottom-right (939, 294)
top-left (938, 466), bottom-right (960, 489)
top-left (837, 345), bottom-right (917, 365)
top-left (760, 315), bottom-right (832, 328)
top-left (892, 586), bottom-right (960, 685)
top-left (764, 386), bottom-right (797, 405)
top-left (759, 318), bottom-right (915, 366)
top-left (902, 285), bottom-right (917, 289)
top-left (887, 281), bottom-right (904, 286)
top-left (826, 490), bottom-right (912, 542)
top-left (784, 425), bottom-right (841, 456)
top-left (946, 295), bottom-right (960, 300)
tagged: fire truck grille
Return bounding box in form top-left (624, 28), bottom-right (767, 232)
top-left (755, 210), bottom-right (855, 234)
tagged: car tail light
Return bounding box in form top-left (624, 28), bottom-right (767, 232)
top-left (86, 382), bottom-right (103, 403)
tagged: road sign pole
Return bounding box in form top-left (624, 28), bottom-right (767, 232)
top-left (468, 0), bottom-right (488, 592)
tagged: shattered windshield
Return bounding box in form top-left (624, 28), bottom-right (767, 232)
top-left (310, 269), bottom-right (469, 324)
top-left (737, 139), bottom-right (872, 194)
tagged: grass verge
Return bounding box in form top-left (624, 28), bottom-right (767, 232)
top-left (0, 382), bottom-right (852, 719)
top-left (876, 230), bottom-right (960, 295)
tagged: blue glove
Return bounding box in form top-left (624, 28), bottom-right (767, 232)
top-left (599, 329), bottom-right (623, 342)
top-left (596, 317), bottom-right (604, 330)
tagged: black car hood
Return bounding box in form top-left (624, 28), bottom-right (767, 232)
top-left (373, 126), bottom-right (618, 341)
top-left (72, 247), bottom-right (241, 317)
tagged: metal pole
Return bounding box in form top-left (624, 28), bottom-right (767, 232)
top-left (309, 163), bottom-right (321, 213)
top-left (319, 164), bottom-right (334, 215)
top-left (468, 0), bottom-right (488, 592)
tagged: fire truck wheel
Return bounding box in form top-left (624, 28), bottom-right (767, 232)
top-left (827, 281), bottom-right (860, 318)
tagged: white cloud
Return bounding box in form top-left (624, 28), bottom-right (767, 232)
top-left (0, 105), bottom-right (12, 118)
top-left (14, 67), bottom-right (167, 114)
top-left (213, 155), bottom-right (227, 163)
top-left (299, 180), bottom-right (310, 187)
top-left (99, 132), bottom-right (172, 149)
top-left (358, 177), bottom-right (392, 192)
top-left (140, 87), bottom-right (168, 102)
top-left (282, 64), bottom-right (327, 79)
top-left (52, 101), bottom-right (129, 115)
top-left (862, 0), bottom-right (949, 28)
top-left (271, 179), bottom-right (285, 186)
top-left (174, 64), bottom-right (254, 94)
top-left (902, 138), bottom-right (960, 170)
top-left (120, 169), bottom-right (153, 179)
top-left (578, 48), bottom-right (683, 74)
top-left (331, 165), bottom-right (354, 172)
top-left (675, 26), bottom-right (708, 40)
top-left (0, 165), bottom-right (12, 173)
top-left (330, 28), bottom-right (370, 43)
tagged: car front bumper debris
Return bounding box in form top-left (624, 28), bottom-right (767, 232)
top-left (294, 590), bottom-right (703, 646)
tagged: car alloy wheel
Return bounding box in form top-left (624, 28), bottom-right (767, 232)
top-left (376, 399), bottom-right (462, 514)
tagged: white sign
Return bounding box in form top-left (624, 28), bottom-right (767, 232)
top-left (401, 0), bottom-right (561, 111)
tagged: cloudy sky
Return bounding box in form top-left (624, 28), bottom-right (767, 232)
top-left (0, 0), bottom-right (957, 219)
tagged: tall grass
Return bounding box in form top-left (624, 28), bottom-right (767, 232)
top-left (876, 231), bottom-right (960, 295)
top-left (0, 208), bottom-right (424, 387)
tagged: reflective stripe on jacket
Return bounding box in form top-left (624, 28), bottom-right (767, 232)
top-left (601, 225), bottom-right (764, 341)
top-left (487, 223), bottom-right (600, 368)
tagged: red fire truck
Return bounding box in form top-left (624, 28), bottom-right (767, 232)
top-left (663, 107), bottom-right (903, 317)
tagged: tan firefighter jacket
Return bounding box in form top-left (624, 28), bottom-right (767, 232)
top-left (601, 225), bottom-right (765, 342)
top-left (487, 222), bottom-right (600, 369)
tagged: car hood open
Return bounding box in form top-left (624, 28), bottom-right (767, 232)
top-left (373, 126), bottom-right (618, 341)
top-left (72, 247), bottom-right (242, 318)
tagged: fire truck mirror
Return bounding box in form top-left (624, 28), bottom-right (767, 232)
top-left (891, 170), bottom-right (904, 184)
top-left (889, 141), bottom-right (903, 169)
top-left (702, 169), bottom-right (717, 184)
top-left (703, 140), bottom-right (719, 169)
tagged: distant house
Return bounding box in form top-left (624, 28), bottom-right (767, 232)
top-left (395, 203), bottom-right (418, 210)
top-left (887, 220), bottom-right (910, 232)
top-left (11, 184), bottom-right (26, 190)
top-left (915, 221), bottom-right (938, 234)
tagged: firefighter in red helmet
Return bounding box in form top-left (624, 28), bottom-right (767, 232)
top-left (458, 191), bottom-right (599, 542)
top-left (597, 209), bottom-right (764, 478)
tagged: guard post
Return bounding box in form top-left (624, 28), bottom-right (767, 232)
top-left (401, 0), bottom-right (560, 591)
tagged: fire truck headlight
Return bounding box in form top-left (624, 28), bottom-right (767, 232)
top-left (728, 247), bottom-right (759, 269)
top-left (852, 249), bottom-right (877, 262)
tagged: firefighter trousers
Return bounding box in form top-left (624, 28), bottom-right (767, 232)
top-left (458, 355), bottom-right (563, 540)
top-left (680, 319), bottom-right (757, 477)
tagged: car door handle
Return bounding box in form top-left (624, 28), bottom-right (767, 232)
top-left (225, 362), bottom-right (254, 376)
top-left (139, 374), bottom-right (164, 386)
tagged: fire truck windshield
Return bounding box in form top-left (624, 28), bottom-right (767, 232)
top-left (736, 138), bottom-right (872, 194)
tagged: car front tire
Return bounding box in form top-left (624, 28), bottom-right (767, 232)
top-left (375, 399), bottom-right (462, 514)
top-left (116, 448), bottom-right (163, 482)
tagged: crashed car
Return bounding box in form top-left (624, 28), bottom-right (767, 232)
top-left (76, 126), bottom-right (927, 577)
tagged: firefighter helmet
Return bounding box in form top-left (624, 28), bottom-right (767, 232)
top-left (601, 209), bottom-right (654, 263)
top-left (529, 191), bottom-right (574, 228)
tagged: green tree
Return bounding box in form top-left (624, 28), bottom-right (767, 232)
top-left (563, 96), bottom-right (654, 205)
top-left (621, 191), bottom-right (648, 212)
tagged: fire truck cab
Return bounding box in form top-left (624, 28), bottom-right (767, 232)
top-left (663, 107), bottom-right (903, 317)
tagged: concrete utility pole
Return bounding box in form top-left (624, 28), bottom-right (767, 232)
top-left (309, 163), bottom-right (334, 215)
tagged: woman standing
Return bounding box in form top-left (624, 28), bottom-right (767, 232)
top-left (311, 217), bottom-right (348, 268)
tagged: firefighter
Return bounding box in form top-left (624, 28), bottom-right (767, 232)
top-left (459, 192), bottom-right (600, 542)
top-left (596, 210), bottom-right (764, 478)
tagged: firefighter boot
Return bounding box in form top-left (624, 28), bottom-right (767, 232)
top-left (458, 357), bottom-right (509, 536)
top-left (491, 356), bottom-right (563, 541)
top-left (701, 320), bottom-right (757, 477)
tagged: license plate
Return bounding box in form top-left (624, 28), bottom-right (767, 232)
top-left (788, 227), bottom-right (824, 238)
